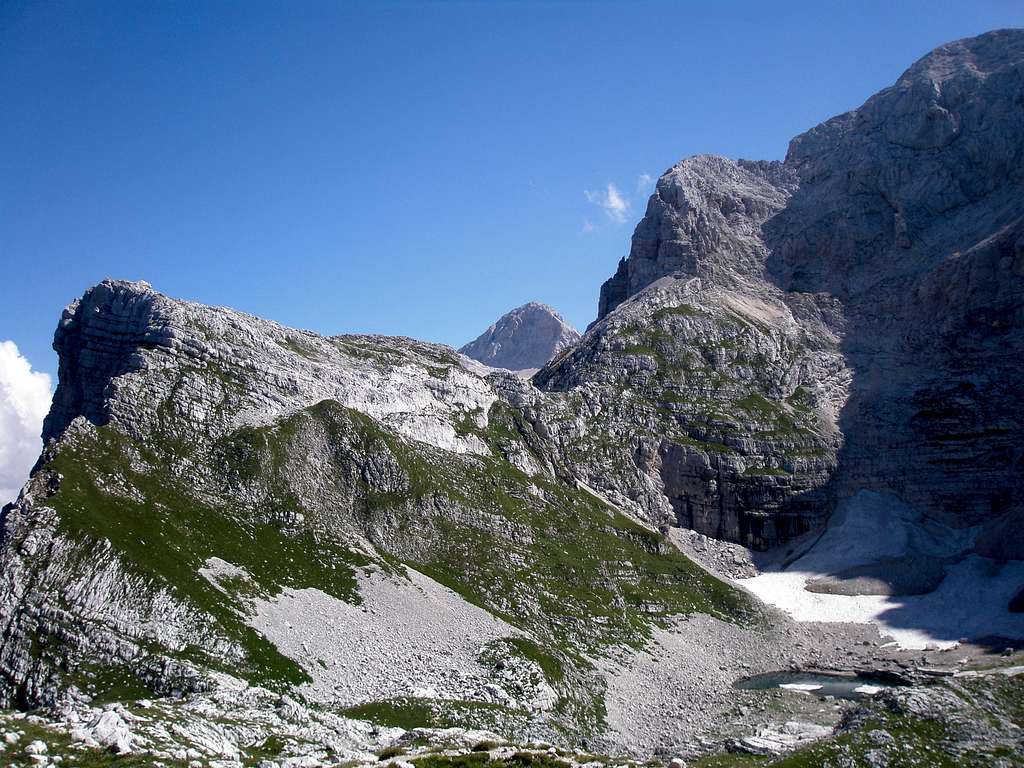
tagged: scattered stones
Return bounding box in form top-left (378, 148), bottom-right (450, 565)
top-left (89, 710), bottom-right (134, 754)
top-left (249, 567), bottom-right (525, 708)
top-left (733, 720), bottom-right (832, 755)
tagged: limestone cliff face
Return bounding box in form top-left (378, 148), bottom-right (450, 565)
top-left (597, 157), bottom-right (797, 320)
top-left (547, 29), bottom-right (1024, 548)
top-left (538, 274), bottom-right (849, 547)
top-left (767, 29), bottom-right (1024, 541)
top-left (42, 280), bottom-right (500, 455)
top-left (460, 302), bottom-right (580, 372)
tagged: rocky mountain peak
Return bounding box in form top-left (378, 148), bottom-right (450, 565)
top-left (562, 28), bottom-right (1024, 552)
top-left (896, 27), bottom-right (1024, 91)
top-left (598, 29), bottom-right (1024, 323)
top-left (596, 156), bottom-right (797, 321)
top-left (459, 301), bottom-right (580, 371)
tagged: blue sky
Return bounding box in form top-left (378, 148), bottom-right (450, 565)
top-left (2, 0), bottom-right (1023, 380)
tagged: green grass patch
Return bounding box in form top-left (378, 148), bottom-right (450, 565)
top-left (503, 637), bottom-right (565, 683)
top-left (46, 420), bottom-right (373, 690)
top-left (413, 753), bottom-right (572, 768)
top-left (676, 435), bottom-right (735, 455)
top-left (734, 393), bottom-right (779, 416)
top-left (692, 754), bottom-right (768, 767)
top-left (742, 466), bottom-right (792, 477)
top-left (276, 335), bottom-right (320, 360)
top-left (652, 304), bottom-right (703, 321)
top-left (341, 697), bottom-right (523, 733)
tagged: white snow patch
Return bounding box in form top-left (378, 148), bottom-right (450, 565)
top-left (741, 491), bottom-right (1024, 649)
top-left (853, 684), bottom-right (883, 695)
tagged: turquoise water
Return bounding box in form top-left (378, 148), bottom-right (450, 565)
top-left (734, 671), bottom-right (902, 699)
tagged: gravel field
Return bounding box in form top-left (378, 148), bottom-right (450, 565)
top-left (251, 565), bottom-right (519, 706)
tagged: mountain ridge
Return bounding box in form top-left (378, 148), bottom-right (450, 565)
top-left (1, 28), bottom-right (1023, 768)
top-left (566, 27), bottom-right (1024, 550)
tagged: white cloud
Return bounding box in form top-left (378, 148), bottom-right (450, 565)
top-left (581, 218), bottom-right (597, 233)
top-left (0, 341), bottom-right (52, 505)
top-left (585, 182), bottom-right (630, 223)
top-left (637, 172), bottom-right (654, 194)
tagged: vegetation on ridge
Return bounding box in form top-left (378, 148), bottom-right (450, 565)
top-left (32, 371), bottom-right (755, 729)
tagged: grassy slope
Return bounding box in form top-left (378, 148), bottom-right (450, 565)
top-left (45, 422), bottom-right (372, 691)
top-left (30, 382), bottom-right (755, 733)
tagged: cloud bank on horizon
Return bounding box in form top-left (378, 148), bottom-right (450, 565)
top-left (0, 341), bottom-right (52, 505)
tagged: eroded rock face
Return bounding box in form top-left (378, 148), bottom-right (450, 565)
top-left (43, 279), bottom-right (499, 456)
top-left (544, 156), bottom-right (847, 547)
top-left (545, 29), bottom-right (1024, 545)
top-left (460, 302), bottom-right (580, 372)
top-left (597, 157), bottom-right (797, 320)
top-left (766, 29), bottom-right (1024, 532)
top-left (537, 275), bottom-right (848, 547)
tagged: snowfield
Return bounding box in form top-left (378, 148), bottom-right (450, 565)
top-left (740, 491), bottom-right (1024, 649)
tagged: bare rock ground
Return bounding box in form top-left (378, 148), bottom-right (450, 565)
top-left (599, 613), bottom-right (892, 757)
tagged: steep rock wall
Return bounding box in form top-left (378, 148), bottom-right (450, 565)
top-left (548, 29), bottom-right (1024, 547)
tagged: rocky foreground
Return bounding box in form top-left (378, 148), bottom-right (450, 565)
top-left (1, 28), bottom-right (1024, 768)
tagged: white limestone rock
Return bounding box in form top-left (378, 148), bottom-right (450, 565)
top-left (460, 302), bottom-right (580, 372)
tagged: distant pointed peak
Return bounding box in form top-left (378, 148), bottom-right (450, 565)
top-left (460, 302), bottom-right (580, 372)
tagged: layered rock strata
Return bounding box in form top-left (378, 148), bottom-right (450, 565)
top-left (547, 29), bottom-right (1024, 547)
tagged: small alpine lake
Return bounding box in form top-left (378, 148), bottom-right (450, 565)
top-left (734, 671), bottom-right (905, 699)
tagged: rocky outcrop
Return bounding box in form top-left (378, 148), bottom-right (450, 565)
top-left (597, 157), bottom-right (797, 320)
top-left (42, 280), bottom-right (499, 455)
top-left (545, 29), bottom-right (1024, 547)
top-left (460, 302), bottom-right (580, 372)
top-left (537, 275), bottom-right (848, 546)
top-left (766, 28), bottom-right (1024, 533)
top-left (546, 156), bottom-right (847, 547)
